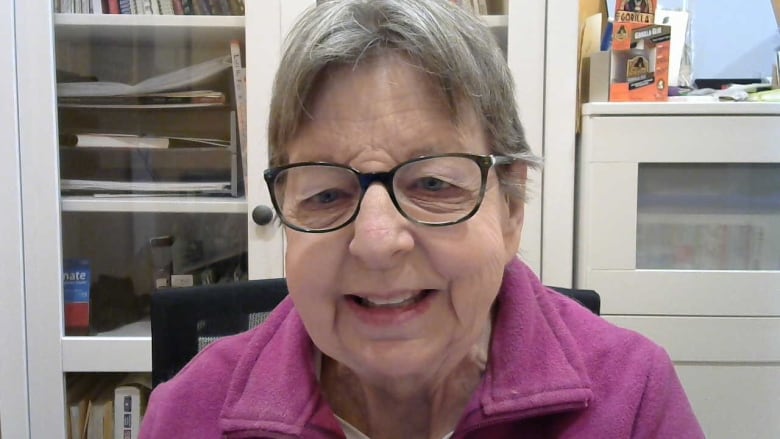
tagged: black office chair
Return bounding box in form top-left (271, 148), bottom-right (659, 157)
top-left (548, 286), bottom-right (601, 315)
top-left (151, 279), bottom-right (599, 387)
top-left (150, 278), bottom-right (288, 387)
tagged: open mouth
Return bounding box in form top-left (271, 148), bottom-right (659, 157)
top-left (348, 289), bottom-right (435, 309)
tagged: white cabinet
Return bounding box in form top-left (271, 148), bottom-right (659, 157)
top-left (7, 2), bottom-right (555, 438)
top-left (577, 102), bottom-right (780, 439)
top-left (0, 0), bottom-right (28, 437)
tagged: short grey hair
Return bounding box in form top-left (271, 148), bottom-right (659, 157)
top-left (268, 0), bottom-right (541, 200)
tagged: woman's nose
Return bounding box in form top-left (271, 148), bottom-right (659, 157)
top-left (348, 184), bottom-right (414, 268)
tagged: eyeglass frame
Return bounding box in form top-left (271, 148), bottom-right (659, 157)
top-left (263, 152), bottom-right (519, 233)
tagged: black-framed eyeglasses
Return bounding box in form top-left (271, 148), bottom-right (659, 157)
top-left (263, 153), bottom-right (518, 233)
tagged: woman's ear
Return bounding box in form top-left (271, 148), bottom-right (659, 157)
top-left (501, 163), bottom-right (528, 262)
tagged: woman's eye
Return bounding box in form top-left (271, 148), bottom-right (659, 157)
top-left (415, 177), bottom-right (451, 192)
top-left (312, 189), bottom-right (341, 204)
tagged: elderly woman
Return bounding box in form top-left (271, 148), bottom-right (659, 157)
top-left (141, 0), bottom-right (703, 438)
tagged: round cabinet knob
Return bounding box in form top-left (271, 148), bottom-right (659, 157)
top-left (252, 205), bottom-right (275, 226)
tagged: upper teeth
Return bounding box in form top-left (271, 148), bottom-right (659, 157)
top-left (360, 292), bottom-right (420, 308)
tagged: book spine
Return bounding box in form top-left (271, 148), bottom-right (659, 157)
top-left (227, 0), bottom-right (242, 15)
top-left (225, 0), bottom-right (237, 15)
top-left (108, 0), bottom-right (120, 13)
top-left (63, 259), bottom-right (91, 335)
top-left (181, 0), bottom-right (194, 14)
top-left (230, 39), bottom-right (248, 195)
top-left (218, 0), bottom-right (229, 15)
top-left (141, 0), bottom-right (153, 14)
top-left (158, 0), bottom-right (174, 14)
top-left (114, 387), bottom-right (143, 439)
top-left (197, 0), bottom-right (211, 15)
top-left (206, 0), bottom-right (221, 14)
top-left (171, 0), bottom-right (183, 15)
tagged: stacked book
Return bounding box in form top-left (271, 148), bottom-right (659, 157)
top-left (66, 373), bottom-right (152, 439)
top-left (54, 0), bottom-right (245, 15)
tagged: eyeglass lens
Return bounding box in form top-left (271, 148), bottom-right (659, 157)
top-left (272, 156), bottom-right (484, 231)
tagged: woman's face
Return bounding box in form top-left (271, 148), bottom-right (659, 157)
top-left (283, 53), bottom-right (525, 385)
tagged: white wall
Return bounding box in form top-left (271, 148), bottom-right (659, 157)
top-left (610, 0), bottom-right (780, 79)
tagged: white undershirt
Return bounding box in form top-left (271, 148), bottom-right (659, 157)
top-left (335, 412), bottom-right (454, 439)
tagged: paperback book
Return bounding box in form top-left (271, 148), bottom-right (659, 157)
top-left (63, 259), bottom-right (91, 335)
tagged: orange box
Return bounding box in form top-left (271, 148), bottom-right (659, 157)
top-left (587, 0), bottom-right (671, 102)
top-left (614, 0), bottom-right (657, 24)
top-left (608, 21), bottom-right (671, 101)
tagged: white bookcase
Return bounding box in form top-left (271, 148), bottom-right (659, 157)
top-left (577, 102), bottom-right (780, 439)
top-left (6, 1), bottom-right (566, 437)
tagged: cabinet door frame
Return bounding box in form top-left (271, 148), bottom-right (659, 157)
top-left (0, 0), bottom-right (31, 436)
top-left (540, 0), bottom-right (578, 287)
top-left (507, 0), bottom-right (546, 276)
top-left (245, 0), bottom-right (289, 280)
top-left (15, 1), bottom-right (67, 438)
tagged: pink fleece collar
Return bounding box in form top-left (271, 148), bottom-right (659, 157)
top-left (218, 258), bottom-right (592, 437)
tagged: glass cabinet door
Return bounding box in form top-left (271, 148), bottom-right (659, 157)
top-left (38, 4), bottom-right (256, 438)
top-left (53, 8), bottom-right (247, 332)
top-left (637, 163), bottom-right (780, 271)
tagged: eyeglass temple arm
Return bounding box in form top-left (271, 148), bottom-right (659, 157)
top-left (491, 155), bottom-right (519, 166)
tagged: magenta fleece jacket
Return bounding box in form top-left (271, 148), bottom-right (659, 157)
top-left (140, 259), bottom-right (704, 438)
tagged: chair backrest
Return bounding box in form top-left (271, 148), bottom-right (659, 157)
top-left (150, 279), bottom-right (600, 387)
top-left (150, 278), bottom-right (288, 387)
top-left (548, 286), bottom-right (601, 315)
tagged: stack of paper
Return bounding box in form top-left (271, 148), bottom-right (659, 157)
top-left (60, 179), bottom-right (232, 194)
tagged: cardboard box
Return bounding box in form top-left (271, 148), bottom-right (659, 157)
top-left (587, 0), bottom-right (671, 102)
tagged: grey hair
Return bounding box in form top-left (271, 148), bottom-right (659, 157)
top-left (268, 0), bottom-right (541, 200)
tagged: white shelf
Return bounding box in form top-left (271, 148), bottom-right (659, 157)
top-left (61, 195), bottom-right (248, 213)
top-left (63, 319), bottom-right (152, 372)
top-left (63, 337), bottom-right (151, 371)
top-left (54, 13), bottom-right (245, 45)
top-left (583, 102), bottom-right (780, 116)
top-left (62, 336), bottom-right (152, 372)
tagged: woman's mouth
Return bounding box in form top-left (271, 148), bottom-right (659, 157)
top-left (349, 289), bottom-right (435, 309)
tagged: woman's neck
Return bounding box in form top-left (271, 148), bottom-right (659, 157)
top-left (320, 321), bottom-right (491, 439)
